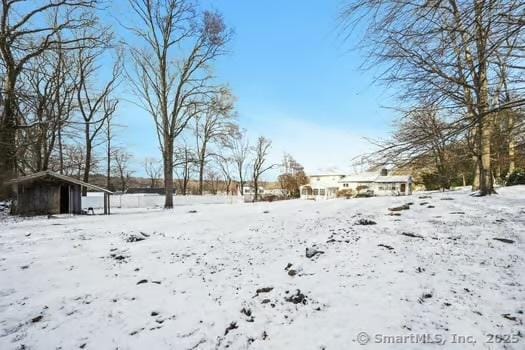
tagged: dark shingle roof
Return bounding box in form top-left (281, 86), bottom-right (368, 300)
top-left (6, 170), bottom-right (113, 194)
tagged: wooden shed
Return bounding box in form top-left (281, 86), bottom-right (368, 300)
top-left (7, 171), bottom-right (112, 216)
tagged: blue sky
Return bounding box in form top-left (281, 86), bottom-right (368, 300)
top-left (111, 0), bottom-right (396, 177)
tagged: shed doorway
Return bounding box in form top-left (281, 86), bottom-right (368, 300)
top-left (60, 185), bottom-right (70, 214)
top-left (400, 183), bottom-right (406, 194)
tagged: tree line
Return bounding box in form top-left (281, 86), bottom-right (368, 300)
top-left (0, 0), bottom-right (277, 208)
top-left (342, 0), bottom-right (525, 194)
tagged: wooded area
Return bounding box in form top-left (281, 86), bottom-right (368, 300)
top-left (0, 0), bottom-right (279, 206)
top-left (342, 0), bottom-right (525, 194)
top-left (1, 0), bottom-right (523, 208)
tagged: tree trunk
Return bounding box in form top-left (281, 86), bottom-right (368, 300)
top-left (163, 139), bottom-right (174, 208)
top-left (238, 167), bottom-right (244, 195)
top-left (253, 176), bottom-right (258, 202)
top-left (82, 141), bottom-right (92, 196)
top-left (42, 129), bottom-right (56, 171)
top-left (182, 148), bottom-right (189, 195)
top-left (226, 178), bottom-right (231, 195)
top-left (182, 167), bottom-right (188, 195)
top-left (472, 156), bottom-right (480, 191)
top-left (478, 111), bottom-right (494, 195)
top-left (106, 131), bottom-right (111, 190)
top-left (198, 159), bottom-right (205, 195)
top-left (475, 2), bottom-right (494, 196)
top-left (198, 141), bottom-right (207, 195)
top-left (0, 78), bottom-right (18, 199)
top-left (58, 126), bottom-right (64, 174)
top-left (508, 113), bottom-right (516, 175)
top-left (120, 170), bottom-right (126, 192)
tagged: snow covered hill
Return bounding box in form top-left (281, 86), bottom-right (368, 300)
top-left (0, 187), bottom-right (524, 349)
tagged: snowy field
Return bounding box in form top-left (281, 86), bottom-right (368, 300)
top-left (0, 187), bottom-right (524, 349)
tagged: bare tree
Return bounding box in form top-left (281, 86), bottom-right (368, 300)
top-left (61, 142), bottom-right (98, 178)
top-left (19, 35), bottom-right (78, 174)
top-left (144, 157), bottom-right (162, 188)
top-left (215, 154), bottom-right (234, 195)
top-left (493, 45), bottom-right (524, 177)
top-left (341, 0), bottom-right (525, 195)
top-left (125, 0), bottom-right (231, 208)
top-left (174, 142), bottom-right (196, 195)
top-left (204, 168), bottom-right (220, 195)
top-left (368, 104), bottom-right (467, 190)
top-left (0, 0), bottom-right (102, 197)
top-left (113, 149), bottom-right (132, 193)
top-left (252, 136), bottom-right (274, 201)
top-left (194, 88), bottom-right (237, 194)
top-left (228, 129), bottom-right (250, 195)
top-left (278, 154), bottom-right (307, 198)
top-left (104, 111), bottom-right (120, 191)
top-left (76, 45), bottom-right (121, 195)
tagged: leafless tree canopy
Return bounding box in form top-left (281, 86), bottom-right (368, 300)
top-left (341, 0), bottom-right (525, 195)
top-left (113, 149), bottom-right (133, 192)
top-left (0, 0), bottom-right (277, 202)
top-left (0, 0), bottom-right (105, 196)
top-left (76, 44), bottom-right (121, 195)
top-left (227, 129), bottom-right (250, 195)
top-left (252, 136), bottom-right (275, 201)
top-left (144, 157), bottom-right (162, 188)
top-left (194, 88), bottom-right (237, 194)
top-left (125, 0), bottom-right (231, 208)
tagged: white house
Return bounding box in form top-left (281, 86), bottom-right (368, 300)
top-left (299, 171), bottom-right (345, 200)
top-left (300, 168), bottom-right (412, 200)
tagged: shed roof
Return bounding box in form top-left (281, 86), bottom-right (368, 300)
top-left (6, 170), bottom-right (113, 194)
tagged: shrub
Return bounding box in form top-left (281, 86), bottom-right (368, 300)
top-left (355, 192), bottom-right (373, 198)
top-left (337, 189), bottom-right (353, 199)
top-left (506, 169), bottom-right (525, 186)
top-left (261, 194), bottom-right (286, 202)
top-left (356, 185), bottom-right (369, 193)
top-left (421, 172), bottom-right (451, 190)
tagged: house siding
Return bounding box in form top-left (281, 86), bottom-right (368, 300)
top-left (300, 170), bottom-right (412, 199)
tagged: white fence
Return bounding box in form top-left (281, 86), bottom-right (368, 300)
top-left (82, 193), bottom-right (241, 210)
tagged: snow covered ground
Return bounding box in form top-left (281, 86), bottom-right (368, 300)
top-left (0, 187), bottom-right (524, 349)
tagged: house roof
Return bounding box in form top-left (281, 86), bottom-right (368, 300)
top-left (6, 170), bottom-right (113, 194)
top-left (374, 175), bottom-right (412, 183)
top-left (307, 166), bottom-right (351, 177)
top-left (338, 172), bottom-right (380, 183)
top-left (338, 173), bottom-right (411, 183)
top-left (309, 173), bottom-right (346, 177)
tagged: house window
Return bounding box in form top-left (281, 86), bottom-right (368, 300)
top-left (320, 189), bottom-right (325, 196)
top-left (313, 189), bottom-right (319, 195)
